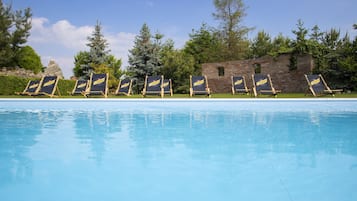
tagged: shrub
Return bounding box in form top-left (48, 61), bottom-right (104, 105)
top-left (0, 76), bottom-right (76, 96)
top-left (58, 79), bottom-right (76, 95)
top-left (0, 76), bottom-right (30, 95)
top-left (16, 46), bottom-right (43, 73)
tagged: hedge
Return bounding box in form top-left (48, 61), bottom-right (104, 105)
top-left (0, 76), bottom-right (75, 96)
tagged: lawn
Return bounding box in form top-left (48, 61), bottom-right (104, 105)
top-left (2, 92), bottom-right (357, 98)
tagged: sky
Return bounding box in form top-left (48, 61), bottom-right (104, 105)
top-left (5, 0), bottom-right (357, 78)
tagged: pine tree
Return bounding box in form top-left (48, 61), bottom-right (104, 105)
top-left (74, 21), bottom-right (110, 79)
top-left (127, 23), bottom-right (162, 93)
top-left (0, 1), bottom-right (32, 67)
top-left (86, 21), bottom-right (109, 65)
top-left (249, 30), bottom-right (272, 59)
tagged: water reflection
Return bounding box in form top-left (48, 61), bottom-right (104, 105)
top-left (0, 107), bottom-right (357, 197)
top-left (124, 109), bottom-right (357, 164)
top-left (0, 111), bottom-right (42, 186)
top-left (74, 111), bottom-right (124, 163)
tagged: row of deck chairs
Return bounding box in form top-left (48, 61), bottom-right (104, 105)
top-left (231, 74), bottom-right (342, 97)
top-left (71, 74), bottom-right (173, 98)
top-left (18, 73), bottom-right (341, 98)
top-left (17, 75), bottom-right (60, 98)
top-left (231, 74), bottom-right (281, 97)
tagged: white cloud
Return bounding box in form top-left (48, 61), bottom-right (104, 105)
top-left (28, 17), bottom-right (136, 78)
top-left (107, 32), bottom-right (136, 69)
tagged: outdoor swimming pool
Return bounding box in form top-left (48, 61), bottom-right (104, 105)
top-left (0, 99), bottom-right (357, 201)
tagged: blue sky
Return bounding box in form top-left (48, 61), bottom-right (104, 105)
top-left (6, 0), bottom-right (357, 78)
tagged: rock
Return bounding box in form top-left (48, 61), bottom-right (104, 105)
top-left (44, 60), bottom-right (64, 79)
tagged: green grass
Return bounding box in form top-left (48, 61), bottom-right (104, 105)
top-left (2, 92), bottom-right (357, 99)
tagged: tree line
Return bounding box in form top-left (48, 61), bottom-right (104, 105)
top-left (1, 0), bottom-right (356, 92)
top-left (75, 0), bottom-right (357, 93)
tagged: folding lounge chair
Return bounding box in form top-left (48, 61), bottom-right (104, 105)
top-left (70, 80), bottom-right (88, 95)
top-left (16, 80), bottom-right (40, 96)
top-left (114, 78), bottom-right (132, 96)
top-left (83, 73), bottom-right (109, 98)
top-left (252, 74), bottom-right (280, 97)
top-left (232, 76), bottom-right (249, 95)
top-left (34, 75), bottom-right (60, 98)
top-left (163, 79), bottom-right (173, 96)
top-left (142, 75), bottom-right (164, 98)
top-left (305, 74), bottom-right (342, 97)
top-left (190, 75), bottom-right (211, 97)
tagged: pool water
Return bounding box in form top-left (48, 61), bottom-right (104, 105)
top-left (0, 99), bottom-right (357, 201)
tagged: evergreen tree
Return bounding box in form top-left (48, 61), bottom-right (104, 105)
top-left (291, 19), bottom-right (309, 54)
top-left (0, 1), bottom-right (32, 67)
top-left (73, 21), bottom-right (122, 82)
top-left (308, 25), bottom-right (325, 73)
top-left (86, 21), bottom-right (109, 66)
top-left (249, 30), bottom-right (272, 59)
top-left (289, 20), bottom-right (310, 70)
top-left (127, 23), bottom-right (162, 93)
top-left (267, 34), bottom-right (292, 57)
top-left (158, 39), bottom-right (195, 93)
top-left (73, 51), bottom-right (91, 78)
top-left (184, 23), bottom-right (222, 74)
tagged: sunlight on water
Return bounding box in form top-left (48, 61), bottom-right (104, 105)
top-left (0, 100), bottom-right (357, 201)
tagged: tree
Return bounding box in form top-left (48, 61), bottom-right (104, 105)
top-left (158, 40), bottom-right (195, 93)
top-left (87, 21), bottom-right (110, 66)
top-left (249, 30), bottom-right (272, 59)
top-left (212, 0), bottom-right (251, 60)
top-left (127, 23), bottom-right (163, 93)
top-left (289, 20), bottom-right (310, 70)
top-left (73, 21), bottom-right (122, 83)
top-left (184, 23), bottom-right (223, 74)
top-left (0, 1), bottom-right (32, 67)
top-left (268, 34), bottom-right (292, 57)
top-left (291, 19), bottom-right (309, 54)
top-left (308, 25), bottom-right (325, 73)
top-left (16, 46), bottom-right (42, 73)
top-left (73, 51), bottom-right (91, 78)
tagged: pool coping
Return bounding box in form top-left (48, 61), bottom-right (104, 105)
top-left (1, 98), bottom-right (357, 102)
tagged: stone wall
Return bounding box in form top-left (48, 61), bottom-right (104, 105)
top-left (0, 60), bottom-right (64, 79)
top-left (202, 54), bottom-right (314, 93)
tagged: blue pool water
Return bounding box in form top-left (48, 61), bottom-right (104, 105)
top-left (0, 99), bottom-right (357, 201)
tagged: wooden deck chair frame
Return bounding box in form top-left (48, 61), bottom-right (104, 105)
top-left (231, 76), bottom-right (249, 95)
top-left (252, 74), bottom-right (280, 97)
top-left (15, 80), bottom-right (40, 96)
top-left (304, 74), bottom-right (342, 97)
top-left (142, 75), bottom-right (164, 98)
top-left (189, 75), bottom-right (211, 97)
top-left (163, 79), bottom-right (173, 96)
top-left (83, 73), bottom-right (109, 98)
top-left (114, 78), bottom-right (133, 96)
top-left (69, 80), bottom-right (88, 95)
top-left (34, 75), bottom-right (61, 98)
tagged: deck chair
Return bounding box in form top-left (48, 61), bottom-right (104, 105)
top-left (232, 76), bottom-right (249, 95)
top-left (190, 75), bottom-right (211, 97)
top-left (83, 73), bottom-right (109, 98)
top-left (305, 74), bottom-right (342, 97)
top-left (142, 75), bottom-right (164, 98)
top-left (70, 80), bottom-right (88, 95)
top-left (163, 79), bottom-right (173, 96)
top-left (114, 78), bottom-right (132, 96)
top-left (16, 80), bottom-right (40, 96)
top-left (252, 74), bottom-right (280, 97)
top-left (35, 75), bottom-right (60, 98)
